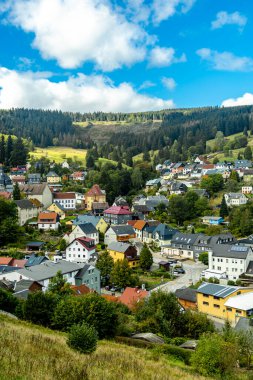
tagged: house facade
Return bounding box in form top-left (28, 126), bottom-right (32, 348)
top-left (66, 237), bottom-right (96, 264)
top-left (104, 225), bottom-right (136, 245)
top-left (46, 171), bottom-right (61, 184)
top-left (38, 211), bottom-right (60, 230)
top-left (14, 199), bottom-right (41, 226)
top-left (19, 183), bottom-right (53, 208)
top-left (75, 264), bottom-right (101, 293)
top-left (224, 192), bottom-right (248, 207)
top-left (47, 202), bottom-right (66, 219)
top-left (85, 184), bottom-right (106, 211)
top-left (107, 241), bottom-right (139, 268)
top-left (64, 223), bottom-right (99, 245)
top-left (53, 192), bottom-right (76, 209)
top-left (103, 206), bottom-right (133, 225)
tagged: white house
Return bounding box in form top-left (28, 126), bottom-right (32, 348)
top-left (62, 161), bottom-right (70, 169)
top-left (64, 223), bottom-right (99, 245)
top-left (224, 193), bottom-right (248, 207)
top-left (75, 192), bottom-right (85, 205)
top-left (242, 186), bottom-right (253, 195)
top-left (207, 245), bottom-right (253, 281)
top-left (53, 192), bottom-right (76, 209)
top-left (66, 237), bottom-right (96, 264)
top-left (38, 211), bottom-right (60, 230)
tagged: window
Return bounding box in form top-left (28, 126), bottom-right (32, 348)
top-left (203, 301), bottom-right (209, 305)
top-left (203, 294), bottom-right (209, 298)
top-left (214, 296), bottom-right (220, 300)
top-left (213, 304), bottom-right (220, 308)
top-left (226, 307), bottom-right (232, 312)
top-left (236, 310), bottom-right (242, 314)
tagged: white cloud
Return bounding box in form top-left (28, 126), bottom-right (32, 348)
top-left (222, 93), bottom-right (253, 107)
top-left (196, 48), bottom-right (253, 72)
top-left (152, 0), bottom-right (195, 25)
top-left (1, 0), bottom-right (149, 71)
top-left (149, 46), bottom-right (186, 67)
top-left (162, 77), bottom-right (177, 90)
top-left (139, 80), bottom-right (156, 90)
top-left (211, 11), bottom-right (247, 30)
top-left (0, 67), bottom-right (175, 112)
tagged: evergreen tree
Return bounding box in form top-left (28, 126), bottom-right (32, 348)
top-left (139, 244), bottom-right (153, 270)
top-left (5, 135), bottom-right (13, 166)
top-left (220, 196), bottom-right (229, 218)
top-left (10, 137), bottom-right (28, 166)
top-left (0, 135), bottom-right (5, 164)
top-left (244, 146), bottom-right (252, 160)
top-left (86, 151), bottom-right (95, 169)
top-left (13, 183), bottom-right (21, 200)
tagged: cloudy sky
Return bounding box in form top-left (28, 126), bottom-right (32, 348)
top-left (0, 0), bottom-right (252, 112)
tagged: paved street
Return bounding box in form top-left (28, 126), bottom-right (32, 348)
top-left (151, 250), bottom-right (206, 293)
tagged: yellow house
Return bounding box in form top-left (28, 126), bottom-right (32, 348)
top-left (197, 283), bottom-right (253, 323)
top-left (96, 217), bottom-right (109, 234)
top-left (46, 171), bottom-right (61, 184)
top-left (85, 184), bottom-right (106, 211)
top-left (47, 202), bottom-right (66, 220)
top-left (107, 241), bottom-right (139, 269)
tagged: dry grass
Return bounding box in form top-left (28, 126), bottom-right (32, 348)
top-left (0, 315), bottom-right (210, 380)
top-left (29, 146), bottom-right (87, 164)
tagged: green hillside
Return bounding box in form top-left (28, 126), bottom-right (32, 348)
top-left (0, 315), bottom-right (209, 380)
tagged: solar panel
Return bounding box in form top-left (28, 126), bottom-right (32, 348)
top-left (231, 246), bottom-right (247, 252)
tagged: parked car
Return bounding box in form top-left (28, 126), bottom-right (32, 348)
top-left (173, 268), bottom-right (185, 275)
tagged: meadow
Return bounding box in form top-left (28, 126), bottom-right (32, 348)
top-left (29, 146), bottom-right (87, 164)
top-left (0, 314), bottom-right (209, 380)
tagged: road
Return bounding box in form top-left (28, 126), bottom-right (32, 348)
top-left (151, 250), bottom-right (206, 293)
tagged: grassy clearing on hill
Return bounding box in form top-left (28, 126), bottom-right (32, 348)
top-left (98, 157), bottom-right (130, 169)
top-left (0, 315), bottom-right (210, 380)
top-left (29, 146), bottom-right (87, 164)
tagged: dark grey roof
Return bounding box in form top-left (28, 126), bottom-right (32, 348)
top-left (78, 223), bottom-right (98, 235)
top-left (172, 232), bottom-right (198, 245)
top-left (14, 289), bottom-right (30, 300)
top-left (175, 287), bottom-right (197, 303)
top-left (19, 183), bottom-right (48, 195)
top-left (110, 225), bottom-right (135, 235)
top-left (246, 261), bottom-right (253, 275)
top-left (75, 264), bottom-right (96, 279)
top-left (197, 283), bottom-right (241, 298)
top-left (131, 333), bottom-right (164, 344)
top-left (14, 279), bottom-right (39, 292)
top-left (0, 265), bottom-right (21, 274)
top-left (152, 224), bottom-right (178, 240)
top-left (212, 244), bottom-right (250, 259)
top-left (14, 199), bottom-right (36, 210)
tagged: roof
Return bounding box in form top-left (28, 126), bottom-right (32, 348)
top-left (225, 192), bottom-right (247, 199)
top-left (202, 216), bottom-right (223, 221)
top-left (71, 284), bottom-right (92, 295)
top-left (54, 192), bottom-right (76, 199)
top-left (131, 333), bottom-right (164, 344)
top-left (25, 254), bottom-right (48, 267)
top-left (73, 214), bottom-right (101, 227)
top-left (74, 237), bottom-right (95, 250)
top-left (14, 199), bottom-right (36, 210)
top-left (19, 183), bottom-right (48, 195)
top-left (86, 184), bottom-right (104, 197)
top-left (212, 244), bottom-right (250, 259)
top-left (50, 201), bottom-right (65, 211)
top-left (46, 171), bottom-right (59, 177)
top-left (38, 211), bottom-right (58, 223)
top-left (11, 259), bottom-right (27, 268)
top-left (119, 287), bottom-right (149, 309)
top-left (110, 224), bottom-right (135, 236)
top-left (18, 260), bottom-right (82, 282)
top-left (175, 287), bottom-right (197, 303)
top-left (172, 232), bottom-right (198, 246)
top-left (77, 223), bottom-right (98, 235)
top-left (14, 279), bottom-right (41, 292)
top-left (104, 206), bottom-right (132, 215)
top-left (152, 224), bottom-right (177, 240)
top-left (197, 283), bottom-right (242, 298)
top-left (0, 257), bottom-right (13, 266)
top-left (101, 294), bottom-right (119, 303)
top-left (133, 220), bottom-right (147, 230)
top-left (0, 191), bottom-right (11, 199)
top-left (75, 264), bottom-right (97, 279)
top-left (26, 241), bottom-right (45, 248)
top-left (224, 292), bottom-right (253, 311)
top-left (92, 202), bottom-right (109, 209)
top-left (107, 241), bottom-right (131, 253)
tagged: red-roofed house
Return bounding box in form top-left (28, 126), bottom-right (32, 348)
top-left (53, 192), bottom-right (76, 209)
top-left (85, 184), bottom-right (106, 211)
top-left (119, 287), bottom-right (149, 310)
top-left (0, 257), bottom-right (13, 266)
top-left (0, 257), bottom-right (27, 268)
top-left (66, 237), bottom-right (96, 263)
top-left (11, 175), bottom-right (26, 185)
top-left (38, 211), bottom-right (60, 230)
top-left (71, 171), bottom-right (86, 182)
top-left (104, 206), bottom-right (133, 225)
top-left (0, 192), bottom-right (12, 200)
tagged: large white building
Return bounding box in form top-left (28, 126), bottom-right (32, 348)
top-left (224, 193), bottom-right (248, 207)
top-left (66, 237), bottom-right (96, 264)
top-left (53, 192), bottom-right (76, 209)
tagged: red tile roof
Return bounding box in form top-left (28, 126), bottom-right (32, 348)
top-left (75, 237), bottom-right (95, 251)
top-left (54, 192), bottom-right (76, 199)
top-left (11, 259), bottom-right (27, 268)
top-left (119, 287), bottom-right (149, 309)
top-left (133, 220), bottom-right (147, 230)
top-left (102, 294), bottom-right (119, 303)
top-left (86, 184), bottom-right (104, 197)
top-left (127, 220), bottom-right (137, 226)
top-left (104, 206), bottom-right (132, 215)
top-left (0, 257), bottom-right (13, 265)
top-left (38, 211), bottom-right (58, 223)
top-left (0, 192), bottom-right (12, 200)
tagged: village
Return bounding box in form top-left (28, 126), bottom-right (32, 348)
top-left (0, 152), bottom-right (253, 332)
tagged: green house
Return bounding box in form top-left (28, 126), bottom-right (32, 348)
top-left (75, 264), bottom-right (101, 293)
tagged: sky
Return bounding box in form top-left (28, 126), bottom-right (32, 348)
top-left (0, 0), bottom-right (252, 113)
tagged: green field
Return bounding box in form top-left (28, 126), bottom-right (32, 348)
top-left (0, 315), bottom-right (209, 380)
top-left (29, 146), bottom-right (87, 164)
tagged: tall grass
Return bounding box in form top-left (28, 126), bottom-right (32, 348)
top-left (0, 316), bottom-right (209, 380)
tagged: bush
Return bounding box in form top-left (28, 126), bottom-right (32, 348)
top-left (0, 288), bottom-right (19, 314)
top-left (67, 323), bottom-right (98, 354)
top-left (159, 344), bottom-right (193, 365)
top-left (22, 291), bottom-right (58, 327)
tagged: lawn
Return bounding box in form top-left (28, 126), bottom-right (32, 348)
top-left (29, 146), bottom-right (87, 164)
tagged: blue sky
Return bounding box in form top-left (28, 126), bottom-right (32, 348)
top-left (0, 0), bottom-right (252, 112)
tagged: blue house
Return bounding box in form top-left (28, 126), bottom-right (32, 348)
top-left (202, 216), bottom-right (224, 225)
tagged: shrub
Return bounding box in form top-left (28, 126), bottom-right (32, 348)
top-left (22, 291), bottom-right (58, 327)
top-left (67, 323), bottom-right (98, 354)
top-left (159, 344), bottom-right (193, 365)
top-left (0, 288), bottom-right (19, 314)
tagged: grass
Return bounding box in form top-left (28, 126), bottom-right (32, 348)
top-left (29, 146), bottom-right (87, 164)
top-left (0, 315), bottom-right (210, 380)
top-left (97, 157), bottom-right (130, 169)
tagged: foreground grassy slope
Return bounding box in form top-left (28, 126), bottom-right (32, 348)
top-left (0, 315), bottom-right (209, 380)
top-left (29, 146), bottom-right (87, 164)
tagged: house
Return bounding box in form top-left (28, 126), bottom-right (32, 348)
top-left (27, 173), bottom-right (41, 184)
top-left (133, 220), bottom-right (148, 240)
top-left (242, 186), bottom-right (253, 195)
top-left (71, 171), bottom-right (86, 182)
top-left (73, 214), bottom-right (108, 234)
top-left (201, 216), bottom-right (224, 225)
top-left (74, 264), bottom-right (101, 293)
top-left (170, 182), bottom-right (188, 195)
top-left (161, 233), bottom-right (198, 260)
top-left (92, 202), bottom-right (109, 216)
top-left (207, 244), bottom-right (253, 281)
top-left (145, 178), bottom-right (161, 191)
top-left (11, 175), bottom-right (26, 185)
top-left (224, 292), bottom-right (253, 324)
top-left (0, 257), bottom-right (27, 268)
top-left (171, 162), bottom-right (185, 175)
top-left (224, 193), bottom-right (248, 207)
top-left (194, 156), bottom-right (210, 165)
top-left (152, 224), bottom-right (178, 246)
top-left (53, 192), bottom-right (76, 209)
top-left (175, 287), bottom-right (197, 310)
top-left (241, 169), bottom-right (253, 183)
top-left (132, 204), bottom-right (152, 217)
top-left (85, 184), bottom-right (106, 211)
top-left (13, 279), bottom-right (43, 300)
top-left (19, 183), bottom-right (53, 208)
top-left (66, 237), bottom-right (96, 264)
top-left (26, 241), bottom-right (45, 252)
top-left (104, 225), bottom-right (136, 245)
top-left (14, 199), bottom-right (41, 226)
top-left (107, 241), bottom-right (139, 268)
top-left (119, 287), bottom-right (149, 309)
top-left (64, 223), bottom-right (99, 244)
top-left (46, 171), bottom-right (61, 184)
top-left (38, 211), bottom-right (60, 230)
top-left (135, 195), bottom-right (169, 209)
top-left (47, 202), bottom-right (66, 220)
top-left (61, 161), bottom-right (70, 169)
top-left (75, 192), bottom-right (85, 205)
top-left (0, 168), bottom-right (12, 192)
top-left (113, 196), bottom-right (129, 207)
top-left (0, 191), bottom-right (11, 200)
top-left (0, 260), bottom-right (82, 290)
top-left (103, 206), bottom-right (133, 225)
top-left (196, 283), bottom-right (253, 323)
top-left (71, 284), bottom-right (93, 296)
top-left (234, 160), bottom-right (252, 170)
top-left (192, 189), bottom-right (210, 198)
top-left (25, 253), bottom-right (49, 267)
